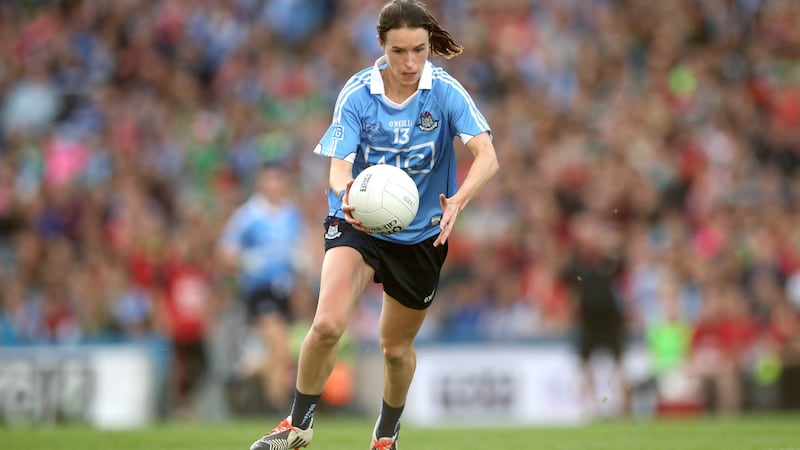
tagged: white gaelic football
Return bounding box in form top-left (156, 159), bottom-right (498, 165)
top-left (349, 164), bottom-right (419, 234)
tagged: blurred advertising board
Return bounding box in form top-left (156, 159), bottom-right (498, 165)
top-left (351, 341), bottom-right (651, 426)
top-left (0, 345), bottom-right (157, 429)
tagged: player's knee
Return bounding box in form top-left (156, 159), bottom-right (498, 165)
top-left (380, 342), bottom-right (412, 366)
top-left (308, 318), bottom-right (345, 346)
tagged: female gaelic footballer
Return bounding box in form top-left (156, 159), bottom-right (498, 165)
top-left (250, 1), bottom-right (498, 448)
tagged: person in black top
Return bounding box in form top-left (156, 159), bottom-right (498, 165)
top-left (562, 211), bottom-right (629, 417)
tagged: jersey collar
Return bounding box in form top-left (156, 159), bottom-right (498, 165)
top-left (370, 55), bottom-right (433, 95)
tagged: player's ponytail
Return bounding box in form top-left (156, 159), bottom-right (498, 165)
top-left (428, 14), bottom-right (463, 59)
top-left (377, 0), bottom-right (464, 59)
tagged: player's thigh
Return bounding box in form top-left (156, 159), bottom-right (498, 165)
top-left (378, 293), bottom-right (428, 350)
top-left (315, 246), bottom-right (374, 330)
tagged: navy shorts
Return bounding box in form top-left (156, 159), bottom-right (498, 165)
top-left (322, 216), bottom-right (448, 310)
top-left (243, 283), bottom-right (292, 322)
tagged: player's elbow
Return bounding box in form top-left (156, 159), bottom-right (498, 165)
top-left (481, 150), bottom-right (499, 182)
top-left (487, 153), bottom-right (499, 177)
top-left (472, 136), bottom-right (499, 178)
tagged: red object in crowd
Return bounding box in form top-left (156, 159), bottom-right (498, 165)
top-left (161, 257), bottom-right (212, 344)
top-left (690, 312), bottom-right (759, 359)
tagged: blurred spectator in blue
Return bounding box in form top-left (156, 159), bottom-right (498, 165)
top-left (0, 278), bottom-right (42, 345)
top-left (483, 269), bottom-right (539, 341)
top-left (106, 259), bottom-right (155, 341)
top-left (439, 266), bottom-right (491, 342)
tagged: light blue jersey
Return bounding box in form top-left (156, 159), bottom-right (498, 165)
top-left (219, 196), bottom-right (305, 295)
top-left (314, 56), bottom-right (491, 244)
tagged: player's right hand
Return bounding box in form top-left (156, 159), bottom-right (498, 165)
top-left (341, 179), bottom-right (369, 233)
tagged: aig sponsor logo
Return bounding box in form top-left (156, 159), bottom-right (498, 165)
top-left (363, 142), bottom-right (436, 174)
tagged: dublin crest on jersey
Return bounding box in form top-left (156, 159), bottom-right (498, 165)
top-left (417, 112), bottom-right (439, 132)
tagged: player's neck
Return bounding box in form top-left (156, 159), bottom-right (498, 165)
top-left (381, 70), bottom-right (417, 104)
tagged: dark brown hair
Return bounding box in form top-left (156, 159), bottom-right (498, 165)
top-left (377, 0), bottom-right (463, 59)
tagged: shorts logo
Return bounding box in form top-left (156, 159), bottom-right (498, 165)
top-left (423, 288), bottom-right (436, 303)
top-left (417, 112), bottom-right (439, 132)
top-left (325, 222), bottom-right (342, 240)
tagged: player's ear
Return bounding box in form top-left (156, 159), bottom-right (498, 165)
top-left (377, 34), bottom-right (385, 50)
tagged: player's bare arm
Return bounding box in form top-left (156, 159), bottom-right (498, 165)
top-left (329, 157), bottom-right (369, 232)
top-left (433, 131), bottom-right (499, 247)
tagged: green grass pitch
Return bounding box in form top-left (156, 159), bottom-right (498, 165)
top-left (1, 414), bottom-right (799, 449)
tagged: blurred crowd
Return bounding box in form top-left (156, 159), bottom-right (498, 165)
top-left (1, 0), bottom-right (800, 416)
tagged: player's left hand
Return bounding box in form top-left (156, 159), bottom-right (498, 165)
top-left (433, 193), bottom-right (460, 247)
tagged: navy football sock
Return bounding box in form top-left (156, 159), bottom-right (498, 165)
top-left (376, 399), bottom-right (404, 438)
top-left (290, 389), bottom-right (320, 430)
